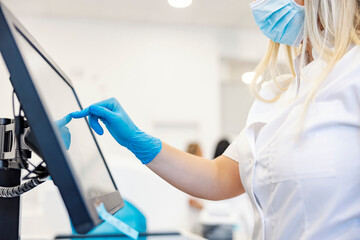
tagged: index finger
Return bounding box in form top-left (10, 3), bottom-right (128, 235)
top-left (70, 108), bottom-right (90, 119)
top-left (56, 114), bottom-right (73, 127)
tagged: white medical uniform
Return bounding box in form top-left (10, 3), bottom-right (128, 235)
top-left (224, 46), bottom-right (360, 240)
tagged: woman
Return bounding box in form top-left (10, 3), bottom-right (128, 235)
top-left (71, 0), bottom-right (360, 239)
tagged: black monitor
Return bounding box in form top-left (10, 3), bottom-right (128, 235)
top-left (0, 2), bottom-right (124, 234)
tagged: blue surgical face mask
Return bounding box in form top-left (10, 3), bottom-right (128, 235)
top-left (250, 0), bottom-right (305, 46)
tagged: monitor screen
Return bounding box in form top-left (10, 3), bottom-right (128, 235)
top-left (0, 2), bottom-right (124, 233)
top-left (13, 28), bottom-right (115, 201)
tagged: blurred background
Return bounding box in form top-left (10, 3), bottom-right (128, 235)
top-left (0, 0), bottom-right (270, 239)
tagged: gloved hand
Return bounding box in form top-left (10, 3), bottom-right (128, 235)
top-left (56, 114), bottom-right (72, 150)
top-left (70, 98), bottom-right (162, 164)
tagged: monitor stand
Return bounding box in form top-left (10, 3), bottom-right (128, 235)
top-left (0, 166), bottom-right (21, 240)
top-left (0, 117), bottom-right (36, 240)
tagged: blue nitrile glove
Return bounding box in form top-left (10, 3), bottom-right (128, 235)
top-left (55, 114), bottom-right (72, 150)
top-left (70, 98), bottom-right (162, 164)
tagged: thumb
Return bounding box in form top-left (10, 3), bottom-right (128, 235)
top-left (89, 114), bottom-right (104, 135)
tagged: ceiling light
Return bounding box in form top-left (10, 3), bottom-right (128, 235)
top-left (242, 72), bottom-right (262, 85)
top-left (168, 0), bottom-right (193, 8)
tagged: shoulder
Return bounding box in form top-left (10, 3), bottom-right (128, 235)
top-left (223, 129), bottom-right (247, 163)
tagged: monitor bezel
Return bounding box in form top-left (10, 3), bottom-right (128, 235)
top-left (0, 3), bottom-right (124, 234)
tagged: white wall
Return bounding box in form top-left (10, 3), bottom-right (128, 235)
top-left (0, 15), bottom-right (268, 238)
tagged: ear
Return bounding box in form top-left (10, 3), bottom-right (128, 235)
top-left (294, 0), bottom-right (304, 6)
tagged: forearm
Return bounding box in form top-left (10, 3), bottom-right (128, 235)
top-left (146, 142), bottom-right (244, 200)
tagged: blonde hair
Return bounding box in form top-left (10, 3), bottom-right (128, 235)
top-left (251, 0), bottom-right (360, 111)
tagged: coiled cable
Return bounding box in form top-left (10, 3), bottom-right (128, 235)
top-left (0, 178), bottom-right (45, 198)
